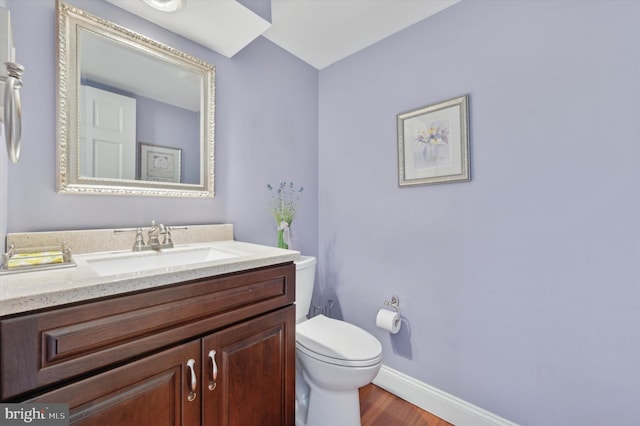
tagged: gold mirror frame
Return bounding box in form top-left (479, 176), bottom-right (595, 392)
top-left (56, 1), bottom-right (215, 197)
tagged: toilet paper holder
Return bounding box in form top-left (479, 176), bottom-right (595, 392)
top-left (384, 295), bottom-right (400, 314)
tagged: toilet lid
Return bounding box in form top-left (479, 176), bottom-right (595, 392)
top-left (296, 315), bottom-right (383, 367)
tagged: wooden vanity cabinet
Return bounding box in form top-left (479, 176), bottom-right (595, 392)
top-left (1, 263), bottom-right (296, 426)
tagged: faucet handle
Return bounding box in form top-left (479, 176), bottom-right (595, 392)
top-left (165, 226), bottom-right (187, 247)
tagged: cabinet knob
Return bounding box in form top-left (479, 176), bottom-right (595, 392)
top-left (186, 358), bottom-right (197, 402)
top-left (208, 350), bottom-right (218, 391)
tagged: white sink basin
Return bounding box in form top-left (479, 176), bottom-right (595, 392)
top-left (84, 245), bottom-right (239, 276)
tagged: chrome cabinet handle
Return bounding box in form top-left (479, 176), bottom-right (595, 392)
top-left (4, 62), bottom-right (24, 164)
top-left (186, 358), bottom-right (197, 402)
top-left (208, 349), bottom-right (218, 391)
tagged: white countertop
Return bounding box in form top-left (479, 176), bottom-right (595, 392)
top-left (0, 240), bottom-right (299, 317)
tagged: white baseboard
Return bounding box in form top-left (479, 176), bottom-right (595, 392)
top-left (373, 365), bottom-right (519, 426)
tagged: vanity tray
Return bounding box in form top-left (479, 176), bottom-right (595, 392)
top-left (0, 242), bottom-right (76, 275)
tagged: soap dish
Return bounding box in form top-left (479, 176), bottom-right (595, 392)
top-left (0, 242), bottom-right (76, 275)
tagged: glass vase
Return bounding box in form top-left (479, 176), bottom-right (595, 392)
top-left (277, 229), bottom-right (288, 249)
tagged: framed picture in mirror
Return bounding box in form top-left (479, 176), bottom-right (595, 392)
top-left (139, 142), bottom-right (182, 183)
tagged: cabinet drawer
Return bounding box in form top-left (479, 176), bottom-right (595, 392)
top-left (1, 263), bottom-right (294, 399)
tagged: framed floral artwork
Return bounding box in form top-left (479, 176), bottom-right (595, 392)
top-left (139, 142), bottom-right (182, 183)
top-left (397, 94), bottom-right (470, 186)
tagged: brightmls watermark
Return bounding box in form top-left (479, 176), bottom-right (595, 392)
top-left (0, 404), bottom-right (68, 425)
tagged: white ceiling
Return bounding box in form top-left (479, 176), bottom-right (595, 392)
top-left (104, 0), bottom-right (461, 69)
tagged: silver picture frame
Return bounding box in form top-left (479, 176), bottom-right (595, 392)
top-left (397, 94), bottom-right (470, 187)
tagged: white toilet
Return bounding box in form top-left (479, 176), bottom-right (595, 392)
top-left (294, 256), bottom-right (383, 426)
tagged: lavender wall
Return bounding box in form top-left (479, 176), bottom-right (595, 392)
top-left (318, 1), bottom-right (640, 424)
top-left (5, 0), bottom-right (318, 257)
top-left (136, 96), bottom-right (199, 184)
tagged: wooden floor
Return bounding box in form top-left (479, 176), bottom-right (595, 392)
top-left (360, 384), bottom-right (453, 426)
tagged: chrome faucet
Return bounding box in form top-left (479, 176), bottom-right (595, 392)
top-left (147, 220), bottom-right (162, 249)
top-left (114, 221), bottom-right (188, 251)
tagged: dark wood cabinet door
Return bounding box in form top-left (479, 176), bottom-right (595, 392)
top-left (202, 306), bottom-right (296, 426)
top-left (27, 340), bottom-right (201, 426)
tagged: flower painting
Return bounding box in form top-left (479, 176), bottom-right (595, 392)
top-left (413, 119), bottom-right (451, 170)
top-left (397, 94), bottom-right (470, 186)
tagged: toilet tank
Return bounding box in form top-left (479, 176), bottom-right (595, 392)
top-left (294, 256), bottom-right (316, 323)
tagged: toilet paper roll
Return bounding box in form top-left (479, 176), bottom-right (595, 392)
top-left (376, 309), bottom-right (401, 334)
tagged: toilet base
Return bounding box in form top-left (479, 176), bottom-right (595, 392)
top-left (302, 372), bottom-right (362, 426)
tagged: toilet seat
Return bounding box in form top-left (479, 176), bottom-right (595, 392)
top-left (296, 315), bottom-right (383, 368)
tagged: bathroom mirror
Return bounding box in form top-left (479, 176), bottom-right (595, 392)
top-left (56, 1), bottom-right (215, 197)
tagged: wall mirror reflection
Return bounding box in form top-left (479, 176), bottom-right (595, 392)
top-left (56, 1), bottom-right (215, 197)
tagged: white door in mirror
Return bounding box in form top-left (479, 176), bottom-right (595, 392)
top-left (81, 85), bottom-right (136, 179)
